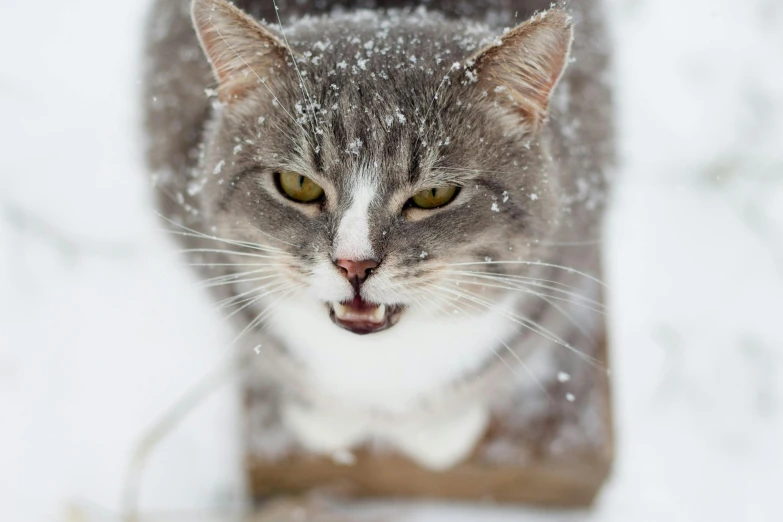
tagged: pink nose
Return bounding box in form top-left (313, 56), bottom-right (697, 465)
top-left (335, 258), bottom-right (379, 286)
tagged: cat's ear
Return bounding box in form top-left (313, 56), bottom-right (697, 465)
top-left (191, 0), bottom-right (288, 103)
top-left (469, 9), bottom-right (574, 130)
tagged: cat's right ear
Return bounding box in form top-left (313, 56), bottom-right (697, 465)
top-left (191, 0), bottom-right (288, 103)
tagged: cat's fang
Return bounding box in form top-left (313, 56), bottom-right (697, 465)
top-left (373, 304), bottom-right (387, 322)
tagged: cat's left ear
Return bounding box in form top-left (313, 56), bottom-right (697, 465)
top-left (469, 9), bottom-right (574, 130)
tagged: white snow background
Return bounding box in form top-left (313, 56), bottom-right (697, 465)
top-left (1, 0), bottom-right (782, 520)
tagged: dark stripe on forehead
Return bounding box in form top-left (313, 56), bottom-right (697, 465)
top-left (384, 126), bottom-right (402, 162)
top-left (330, 115), bottom-right (348, 155)
top-left (407, 139), bottom-right (423, 184)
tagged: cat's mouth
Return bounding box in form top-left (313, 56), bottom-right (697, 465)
top-left (329, 296), bottom-right (403, 335)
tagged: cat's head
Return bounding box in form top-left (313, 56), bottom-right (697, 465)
top-left (190, 0), bottom-right (573, 336)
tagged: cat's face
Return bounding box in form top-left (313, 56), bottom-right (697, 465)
top-left (192, 1), bottom-right (572, 335)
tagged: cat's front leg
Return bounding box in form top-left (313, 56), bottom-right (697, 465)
top-left (282, 399), bottom-right (370, 455)
top-left (384, 404), bottom-right (490, 471)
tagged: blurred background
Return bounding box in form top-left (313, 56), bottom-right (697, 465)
top-left (1, 0), bottom-right (782, 520)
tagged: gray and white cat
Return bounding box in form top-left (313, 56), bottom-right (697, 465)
top-left (143, 0), bottom-right (612, 470)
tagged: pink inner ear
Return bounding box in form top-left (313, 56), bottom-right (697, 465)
top-left (476, 10), bottom-right (574, 128)
top-left (192, 0), bottom-right (286, 103)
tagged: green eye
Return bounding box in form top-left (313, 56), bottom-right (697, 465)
top-left (410, 186), bottom-right (459, 209)
top-left (277, 171), bottom-right (324, 203)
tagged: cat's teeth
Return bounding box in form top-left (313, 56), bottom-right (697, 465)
top-left (333, 302), bottom-right (349, 319)
top-left (333, 303), bottom-right (387, 324)
top-left (373, 304), bottom-right (387, 322)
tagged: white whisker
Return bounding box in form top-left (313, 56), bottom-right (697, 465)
top-left (426, 283), bottom-right (604, 369)
top-left (450, 269), bottom-right (577, 290)
top-left (443, 276), bottom-right (605, 314)
top-left (226, 286), bottom-right (301, 347)
top-left (416, 292), bottom-right (552, 397)
top-left (271, 0), bottom-right (321, 144)
top-left (187, 262), bottom-right (284, 268)
top-left (215, 279), bottom-right (289, 309)
top-left (179, 247), bottom-right (284, 260)
top-left (196, 268), bottom-right (277, 287)
top-left (496, 337), bottom-right (555, 403)
top-left (221, 284), bottom-right (299, 321)
top-left (445, 260), bottom-right (607, 287)
top-left (158, 214), bottom-right (287, 253)
top-left (248, 223), bottom-right (300, 248)
top-left (205, 273), bottom-right (282, 291)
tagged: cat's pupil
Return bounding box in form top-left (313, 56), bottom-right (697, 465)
top-left (298, 176), bottom-right (305, 189)
top-left (431, 188), bottom-right (438, 198)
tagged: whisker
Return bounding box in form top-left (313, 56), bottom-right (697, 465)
top-left (450, 274), bottom-right (600, 343)
top-left (215, 279), bottom-right (289, 309)
top-left (443, 276), bottom-right (605, 314)
top-left (226, 286), bottom-right (302, 347)
top-left (196, 268), bottom-right (277, 287)
top-left (530, 238), bottom-right (603, 247)
top-left (426, 283), bottom-right (569, 346)
top-left (497, 337), bottom-right (555, 404)
top-left (179, 247), bottom-right (284, 260)
top-left (444, 260), bottom-right (607, 287)
top-left (157, 214), bottom-right (287, 253)
top-left (221, 284), bottom-right (299, 321)
top-left (450, 269), bottom-right (577, 290)
top-left (449, 271), bottom-right (601, 302)
top-left (187, 262), bottom-right (284, 268)
top-left (164, 229), bottom-right (286, 253)
top-left (426, 283), bottom-right (604, 369)
top-left (205, 273), bottom-right (281, 291)
top-left (416, 291), bottom-right (458, 319)
top-left (248, 223), bottom-right (300, 248)
top-left (416, 292), bottom-right (553, 399)
top-left (421, 62), bottom-right (461, 140)
top-left (449, 271), bottom-right (605, 312)
top-left (271, 0), bottom-right (321, 144)
top-left (534, 292), bottom-right (598, 343)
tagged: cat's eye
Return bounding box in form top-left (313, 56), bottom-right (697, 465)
top-left (277, 171), bottom-right (324, 203)
top-left (410, 186), bottom-right (459, 209)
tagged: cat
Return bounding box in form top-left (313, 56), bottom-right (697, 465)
top-left (143, 0), bottom-right (612, 471)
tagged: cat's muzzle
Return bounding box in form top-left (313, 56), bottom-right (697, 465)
top-left (329, 296), bottom-right (404, 335)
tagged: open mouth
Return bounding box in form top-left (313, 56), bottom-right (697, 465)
top-left (329, 296), bottom-right (404, 335)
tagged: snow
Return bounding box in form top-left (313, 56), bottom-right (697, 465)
top-left (1, 0), bottom-right (782, 521)
top-left (212, 159), bottom-right (226, 175)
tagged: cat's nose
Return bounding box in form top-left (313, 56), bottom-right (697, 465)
top-left (335, 258), bottom-right (379, 288)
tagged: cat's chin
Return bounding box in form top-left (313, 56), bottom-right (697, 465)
top-left (328, 296), bottom-right (404, 335)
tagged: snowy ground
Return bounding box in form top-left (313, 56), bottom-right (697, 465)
top-left (1, 0), bottom-right (782, 520)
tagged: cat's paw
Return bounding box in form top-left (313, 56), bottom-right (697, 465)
top-left (386, 405), bottom-right (490, 471)
top-left (282, 400), bottom-right (369, 454)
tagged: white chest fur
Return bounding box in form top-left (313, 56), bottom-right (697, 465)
top-left (266, 294), bottom-right (519, 469)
